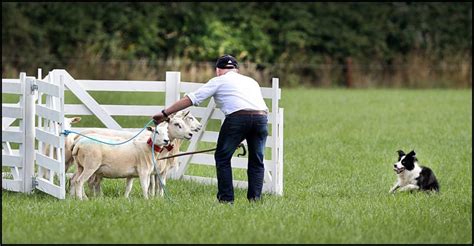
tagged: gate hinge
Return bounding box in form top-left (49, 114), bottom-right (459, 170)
top-left (29, 78), bottom-right (38, 94)
top-left (32, 176), bottom-right (38, 189)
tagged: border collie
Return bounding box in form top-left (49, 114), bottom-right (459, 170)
top-left (389, 150), bottom-right (439, 194)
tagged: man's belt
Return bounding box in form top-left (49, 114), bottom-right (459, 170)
top-left (230, 110), bottom-right (267, 116)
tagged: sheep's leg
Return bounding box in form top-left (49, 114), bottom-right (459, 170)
top-left (156, 172), bottom-right (166, 197)
top-left (124, 177), bottom-right (134, 198)
top-left (75, 164), bottom-right (99, 200)
top-left (138, 171), bottom-right (150, 200)
top-left (65, 149), bottom-right (73, 172)
top-left (161, 174), bottom-right (167, 197)
top-left (155, 174), bottom-right (161, 197)
top-left (73, 167), bottom-right (84, 200)
top-left (70, 165), bottom-right (83, 197)
top-left (87, 174), bottom-right (102, 197)
top-left (94, 175), bottom-right (103, 196)
top-left (68, 172), bottom-right (77, 197)
top-left (149, 174), bottom-right (156, 197)
top-left (66, 159), bottom-right (76, 196)
top-left (88, 174), bottom-right (97, 197)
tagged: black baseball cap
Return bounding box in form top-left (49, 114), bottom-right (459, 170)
top-left (215, 55), bottom-right (239, 69)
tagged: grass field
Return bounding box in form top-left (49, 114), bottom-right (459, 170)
top-left (2, 88), bottom-right (472, 244)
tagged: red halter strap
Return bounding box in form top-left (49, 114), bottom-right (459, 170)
top-left (165, 144), bottom-right (174, 151)
top-left (147, 138), bottom-right (174, 153)
top-left (147, 138), bottom-right (163, 153)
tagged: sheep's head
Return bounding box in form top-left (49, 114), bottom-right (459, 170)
top-left (173, 110), bottom-right (202, 133)
top-left (167, 116), bottom-right (193, 140)
top-left (147, 122), bottom-right (170, 146)
top-left (64, 117), bottom-right (81, 130)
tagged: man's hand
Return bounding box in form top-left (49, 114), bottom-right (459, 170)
top-left (152, 112), bottom-right (167, 125)
top-left (151, 96), bottom-right (192, 125)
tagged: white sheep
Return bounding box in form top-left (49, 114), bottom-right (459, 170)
top-left (149, 110), bottom-right (203, 197)
top-left (70, 122), bottom-right (170, 200)
top-left (70, 111), bottom-right (199, 198)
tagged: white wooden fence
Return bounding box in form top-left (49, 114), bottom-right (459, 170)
top-left (2, 72), bottom-right (32, 194)
top-left (2, 69), bottom-right (284, 198)
top-left (2, 70), bottom-right (66, 199)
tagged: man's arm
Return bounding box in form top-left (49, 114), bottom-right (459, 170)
top-left (152, 96), bottom-right (193, 124)
top-left (163, 96), bottom-right (193, 116)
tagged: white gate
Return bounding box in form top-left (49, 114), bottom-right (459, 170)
top-left (2, 71), bottom-right (66, 199)
top-left (34, 73), bottom-right (66, 199)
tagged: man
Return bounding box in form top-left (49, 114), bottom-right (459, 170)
top-left (152, 55), bottom-right (269, 204)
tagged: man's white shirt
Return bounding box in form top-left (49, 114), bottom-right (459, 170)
top-left (186, 71), bottom-right (268, 116)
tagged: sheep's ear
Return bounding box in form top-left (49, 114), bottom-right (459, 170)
top-left (147, 126), bottom-right (153, 132)
top-left (71, 117), bottom-right (81, 124)
top-left (397, 150), bottom-right (405, 157)
top-left (168, 111), bottom-right (177, 118)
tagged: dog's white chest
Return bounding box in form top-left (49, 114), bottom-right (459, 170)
top-left (397, 165), bottom-right (422, 186)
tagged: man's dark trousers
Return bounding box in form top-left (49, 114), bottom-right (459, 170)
top-left (214, 113), bottom-right (268, 202)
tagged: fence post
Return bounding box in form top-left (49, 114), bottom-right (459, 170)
top-left (23, 76), bottom-right (36, 193)
top-left (165, 71), bottom-right (181, 178)
top-left (271, 78), bottom-right (279, 194)
top-left (165, 71), bottom-right (181, 107)
top-left (277, 108), bottom-right (284, 195)
top-left (59, 75), bottom-right (66, 199)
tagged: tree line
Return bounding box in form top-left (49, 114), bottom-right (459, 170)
top-left (2, 2), bottom-right (472, 87)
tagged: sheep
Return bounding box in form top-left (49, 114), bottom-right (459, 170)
top-left (40, 116), bottom-right (81, 180)
top-left (149, 110), bottom-right (203, 197)
top-left (105, 110), bottom-right (202, 197)
top-left (70, 122), bottom-right (170, 200)
top-left (69, 112), bottom-right (197, 198)
top-left (62, 117), bottom-right (82, 172)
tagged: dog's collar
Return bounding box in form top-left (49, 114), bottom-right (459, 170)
top-left (147, 138), bottom-right (174, 152)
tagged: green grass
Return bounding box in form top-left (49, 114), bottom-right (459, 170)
top-left (2, 88), bottom-right (472, 243)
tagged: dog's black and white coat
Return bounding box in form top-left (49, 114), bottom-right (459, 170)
top-left (389, 150), bottom-right (439, 194)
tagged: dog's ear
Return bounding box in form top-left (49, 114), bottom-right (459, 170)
top-left (407, 150), bottom-right (416, 157)
top-left (397, 150), bottom-right (405, 157)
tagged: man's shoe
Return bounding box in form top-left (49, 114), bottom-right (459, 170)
top-left (248, 197), bottom-right (262, 203)
top-left (218, 199), bottom-right (234, 205)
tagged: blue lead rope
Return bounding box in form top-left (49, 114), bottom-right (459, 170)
top-left (60, 119), bottom-right (155, 146)
top-left (61, 119), bottom-right (173, 201)
top-left (151, 130), bottom-right (174, 202)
